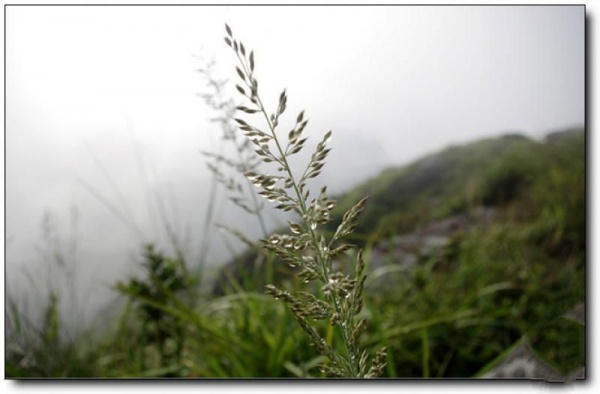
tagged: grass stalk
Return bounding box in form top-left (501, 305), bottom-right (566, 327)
top-left (223, 24), bottom-right (386, 378)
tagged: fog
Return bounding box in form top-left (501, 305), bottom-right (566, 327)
top-left (4, 5), bottom-right (584, 332)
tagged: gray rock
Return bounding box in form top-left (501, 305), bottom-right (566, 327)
top-left (482, 303), bottom-right (585, 382)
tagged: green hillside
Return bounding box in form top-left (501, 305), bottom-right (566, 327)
top-left (343, 128), bottom-right (586, 377)
top-left (330, 130), bottom-right (582, 242)
top-left (218, 128), bottom-right (584, 285)
top-left (212, 127), bottom-right (585, 377)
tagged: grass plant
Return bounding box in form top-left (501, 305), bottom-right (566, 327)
top-left (196, 58), bottom-right (270, 276)
top-left (223, 24), bottom-right (387, 377)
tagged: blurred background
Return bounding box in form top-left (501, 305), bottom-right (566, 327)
top-left (4, 5), bottom-right (585, 378)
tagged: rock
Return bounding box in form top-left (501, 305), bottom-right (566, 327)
top-left (369, 207), bottom-right (497, 271)
top-left (482, 303), bottom-right (585, 381)
top-left (481, 338), bottom-right (564, 380)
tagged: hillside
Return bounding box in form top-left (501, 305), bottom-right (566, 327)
top-left (212, 127), bottom-right (585, 378)
top-left (328, 130), bottom-right (578, 240)
top-left (217, 127), bottom-right (585, 288)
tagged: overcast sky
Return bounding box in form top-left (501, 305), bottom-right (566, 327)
top-left (4, 5), bottom-right (584, 329)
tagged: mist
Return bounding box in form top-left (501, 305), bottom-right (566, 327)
top-left (4, 5), bottom-right (584, 333)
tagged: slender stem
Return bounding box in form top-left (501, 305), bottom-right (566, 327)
top-left (233, 42), bottom-right (361, 377)
top-left (252, 84), bottom-right (358, 377)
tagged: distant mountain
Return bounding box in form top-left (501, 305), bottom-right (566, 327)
top-left (327, 132), bottom-right (538, 239)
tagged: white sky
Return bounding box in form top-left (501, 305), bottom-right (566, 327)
top-left (3, 4), bottom-right (586, 332)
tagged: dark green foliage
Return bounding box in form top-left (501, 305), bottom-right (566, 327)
top-left (528, 318), bottom-right (585, 375)
top-left (212, 247), bottom-right (293, 296)
top-left (481, 157), bottom-right (533, 206)
top-left (115, 244), bottom-right (196, 370)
